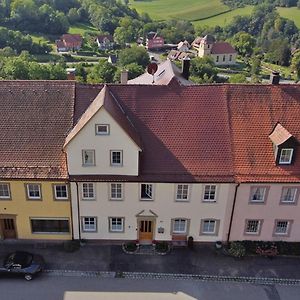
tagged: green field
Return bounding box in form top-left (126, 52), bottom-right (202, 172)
top-left (129, 0), bottom-right (229, 21)
top-left (68, 23), bottom-right (99, 35)
top-left (277, 7), bottom-right (300, 29)
top-left (193, 6), bottom-right (253, 27)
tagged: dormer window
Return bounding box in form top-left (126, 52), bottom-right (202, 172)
top-left (279, 148), bottom-right (293, 164)
top-left (269, 123), bottom-right (296, 165)
top-left (95, 124), bottom-right (109, 135)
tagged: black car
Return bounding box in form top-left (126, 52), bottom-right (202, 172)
top-left (0, 251), bottom-right (45, 280)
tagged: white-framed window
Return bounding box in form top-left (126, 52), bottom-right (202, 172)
top-left (26, 184), bottom-right (41, 200)
top-left (245, 220), bottom-right (261, 235)
top-left (110, 150), bottom-right (123, 166)
top-left (281, 187), bottom-right (298, 204)
top-left (203, 185), bottom-right (216, 202)
top-left (82, 217), bottom-right (97, 232)
top-left (54, 184), bottom-right (68, 200)
top-left (110, 183), bottom-right (123, 200)
top-left (274, 220), bottom-right (290, 235)
top-left (229, 54), bottom-right (232, 61)
top-left (140, 184), bottom-right (153, 200)
top-left (201, 220), bottom-right (216, 234)
top-left (250, 187), bottom-right (267, 203)
top-left (82, 183), bottom-right (95, 200)
top-left (216, 55), bottom-right (219, 62)
top-left (279, 148), bottom-right (293, 164)
top-left (0, 183), bottom-right (10, 199)
top-left (82, 149), bottom-right (95, 166)
top-left (173, 219), bottom-right (187, 234)
top-left (95, 124), bottom-right (109, 135)
top-left (223, 55), bottom-right (226, 61)
top-left (176, 184), bottom-right (189, 201)
top-left (109, 217), bottom-right (124, 232)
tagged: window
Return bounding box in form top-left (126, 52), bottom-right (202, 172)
top-left (274, 220), bottom-right (291, 235)
top-left (109, 217), bottom-right (124, 232)
top-left (176, 184), bottom-right (189, 201)
top-left (250, 187), bottom-right (267, 203)
top-left (82, 217), bottom-right (97, 232)
top-left (31, 219), bottom-right (69, 233)
top-left (95, 124), bottom-right (109, 135)
top-left (281, 187), bottom-right (298, 204)
top-left (140, 184), bottom-right (153, 200)
top-left (173, 219), bottom-right (187, 234)
top-left (26, 184), bottom-right (41, 200)
top-left (82, 150), bottom-right (95, 166)
top-left (201, 220), bottom-right (217, 235)
top-left (229, 54), bottom-right (232, 61)
top-left (245, 220), bottom-right (261, 235)
top-left (223, 55), bottom-right (226, 62)
top-left (203, 185), bottom-right (216, 202)
top-left (110, 183), bottom-right (123, 200)
top-left (54, 185), bottom-right (68, 200)
top-left (110, 150), bottom-right (123, 166)
top-left (82, 183), bottom-right (95, 200)
top-left (216, 56), bottom-right (219, 62)
top-left (279, 148), bottom-right (293, 164)
top-left (0, 183), bottom-right (10, 199)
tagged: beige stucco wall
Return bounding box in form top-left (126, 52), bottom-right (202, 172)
top-left (65, 108), bottom-right (140, 176)
top-left (71, 182), bottom-right (236, 242)
top-left (211, 53), bottom-right (237, 65)
top-left (230, 183), bottom-right (300, 241)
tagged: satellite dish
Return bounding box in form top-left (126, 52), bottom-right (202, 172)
top-left (147, 62), bottom-right (158, 75)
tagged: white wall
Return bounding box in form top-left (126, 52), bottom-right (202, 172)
top-left (72, 182), bottom-right (236, 242)
top-left (65, 108), bottom-right (140, 176)
top-left (212, 53), bottom-right (237, 65)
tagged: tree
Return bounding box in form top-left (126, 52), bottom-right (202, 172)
top-left (264, 39), bottom-right (291, 66)
top-left (230, 32), bottom-right (256, 57)
top-left (190, 56), bottom-right (218, 83)
top-left (87, 59), bottom-right (117, 83)
top-left (229, 74), bottom-right (248, 83)
top-left (298, 0), bottom-right (300, 8)
top-left (118, 46), bottom-right (150, 68)
top-left (67, 8), bottom-right (80, 24)
top-left (291, 51), bottom-right (300, 79)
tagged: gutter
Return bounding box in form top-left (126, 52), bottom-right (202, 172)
top-left (75, 181), bottom-right (81, 241)
top-left (227, 182), bottom-right (240, 243)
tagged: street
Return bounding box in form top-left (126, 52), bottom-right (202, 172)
top-left (1, 274), bottom-right (300, 300)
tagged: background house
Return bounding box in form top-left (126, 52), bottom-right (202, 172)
top-left (96, 35), bottom-right (114, 50)
top-left (56, 34), bottom-right (83, 52)
top-left (192, 35), bottom-right (237, 65)
top-left (146, 32), bottom-right (164, 50)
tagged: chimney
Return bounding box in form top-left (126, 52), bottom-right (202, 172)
top-left (270, 71), bottom-right (280, 85)
top-left (182, 57), bottom-right (190, 80)
top-left (120, 70), bottom-right (128, 84)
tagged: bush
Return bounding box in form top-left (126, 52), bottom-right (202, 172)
top-left (155, 241), bottom-right (169, 253)
top-left (228, 241), bottom-right (246, 258)
top-left (124, 242), bottom-right (137, 252)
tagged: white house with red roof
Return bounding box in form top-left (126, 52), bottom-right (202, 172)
top-left (192, 35), bottom-right (237, 65)
top-left (96, 34), bottom-right (114, 50)
top-left (56, 34), bottom-right (83, 52)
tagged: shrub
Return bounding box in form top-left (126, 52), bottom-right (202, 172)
top-left (228, 241), bottom-right (246, 258)
top-left (155, 241), bottom-right (169, 253)
top-left (124, 242), bottom-right (137, 252)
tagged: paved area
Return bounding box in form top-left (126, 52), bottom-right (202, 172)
top-left (0, 241), bottom-right (300, 281)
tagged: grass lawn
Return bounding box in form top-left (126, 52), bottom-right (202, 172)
top-left (68, 23), bottom-right (99, 35)
top-left (277, 7), bottom-right (300, 29)
top-left (261, 62), bottom-right (295, 80)
top-left (129, 0), bottom-right (229, 21)
top-left (193, 6), bottom-right (253, 27)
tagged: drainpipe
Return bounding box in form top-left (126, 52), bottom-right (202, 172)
top-left (227, 183), bottom-right (240, 243)
top-left (75, 181), bottom-right (81, 241)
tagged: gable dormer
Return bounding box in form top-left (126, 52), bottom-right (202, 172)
top-left (269, 123), bottom-right (297, 165)
top-left (64, 85), bottom-right (142, 176)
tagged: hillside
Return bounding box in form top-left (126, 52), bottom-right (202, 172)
top-left (277, 7), bottom-right (300, 29)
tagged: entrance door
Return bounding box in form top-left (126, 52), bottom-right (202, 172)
top-left (138, 220), bottom-right (154, 243)
top-left (0, 218), bottom-right (16, 239)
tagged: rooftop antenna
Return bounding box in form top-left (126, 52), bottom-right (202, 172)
top-left (147, 62), bottom-right (158, 84)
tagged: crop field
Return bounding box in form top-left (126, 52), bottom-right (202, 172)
top-left (193, 6), bottom-right (253, 27)
top-left (129, 0), bottom-right (230, 21)
top-left (277, 7), bottom-right (300, 29)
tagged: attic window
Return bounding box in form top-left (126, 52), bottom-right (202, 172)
top-left (95, 124), bottom-right (109, 135)
top-left (279, 149), bottom-right (293, 164)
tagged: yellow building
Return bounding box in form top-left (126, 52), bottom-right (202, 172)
top-left (0, 81), bottom-right (75, 240)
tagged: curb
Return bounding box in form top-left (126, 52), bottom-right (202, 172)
top-left (44, 269), bottom-right (300, 285)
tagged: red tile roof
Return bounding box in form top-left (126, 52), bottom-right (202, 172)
top-left (97, 34), bottom-right (113, 43)
top-left (0, 80), bottom-right (75, 179)
top-left (61, 34), bottom-right (82, 48)
top-left (211, 42), bottom-right (236, 54)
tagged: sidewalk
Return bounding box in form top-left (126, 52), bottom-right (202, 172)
top-left (0, 241), bottom-right (300, 280)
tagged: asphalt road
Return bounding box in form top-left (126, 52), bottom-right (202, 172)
top-left (1, 274), bottom-right (300, 300)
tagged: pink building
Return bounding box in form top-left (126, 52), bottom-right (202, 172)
top-left (146, 32), bottom-right (164, 50)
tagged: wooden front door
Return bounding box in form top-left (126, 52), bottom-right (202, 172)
top-left (0, 218), bottom-right (17, 239)
top-left (138, 220), bottom-right (154, 243)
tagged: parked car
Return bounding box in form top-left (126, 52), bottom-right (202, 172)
top-left (0, 251), bottom-right (45, 280)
